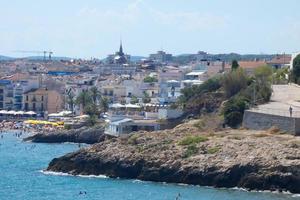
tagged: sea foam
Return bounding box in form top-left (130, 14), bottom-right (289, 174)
top-left (40, 170), bottom-right (108, 179)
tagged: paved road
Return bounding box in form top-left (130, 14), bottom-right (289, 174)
top-left (250, 84), bottom-right (300, 117)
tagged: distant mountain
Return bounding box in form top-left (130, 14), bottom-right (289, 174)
top-left (173, 53), bottom-right (277, 65)
top-left (24, 56), bottom-right (74, 61)
top-left (0, 55), bottom-right (15, 61)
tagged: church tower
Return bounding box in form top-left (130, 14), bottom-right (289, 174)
top-left (119, 40), bottom-right (124, 56)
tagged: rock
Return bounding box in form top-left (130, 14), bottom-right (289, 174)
top-left (47, 126), bottom-right (300, 193)
top-left (24, 125), bottom-right (114, 144)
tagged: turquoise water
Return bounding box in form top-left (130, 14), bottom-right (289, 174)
top-left (0, 132), bottom-right (299, 200)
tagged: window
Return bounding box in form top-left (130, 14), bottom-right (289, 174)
top-left (26, 96), bottom-right (28, 101)
top-left (32, 103), bottom-right (36, 111)
top-left (41, 96), bottom-right (44, 101)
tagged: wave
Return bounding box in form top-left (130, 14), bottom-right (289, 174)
top-left (40, 170), bottom-right (108, 179)
top-left (40, 170), bottom-right (299, 196)
top-left (231, 187), bottom-right (299, 196)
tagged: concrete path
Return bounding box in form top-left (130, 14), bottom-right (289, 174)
top-left (250, 84), bottom-right (300, 117)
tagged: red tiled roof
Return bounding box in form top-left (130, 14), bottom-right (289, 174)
top-left (267, 55), bottom-right (291, 65)
top-left (225, 61), bottom-right (266, 69)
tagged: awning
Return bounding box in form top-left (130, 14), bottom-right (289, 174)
top-left (109, 103), bottom-right (126, 108)
top-left (74, 115), bottom-right (89, 119)
top-left (125, 104), bottom-right (141, 109)
top-left (186, 71), bottom-right (205, 76)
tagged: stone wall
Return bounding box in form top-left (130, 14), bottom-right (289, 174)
top-left (243, 110), bottom-right (300, 136)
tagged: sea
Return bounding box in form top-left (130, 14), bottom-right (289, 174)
top-left (0, 132), bottom-right (299, 200)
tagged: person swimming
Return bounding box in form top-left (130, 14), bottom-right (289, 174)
top-left (175, 193), bottom-right (181, 200)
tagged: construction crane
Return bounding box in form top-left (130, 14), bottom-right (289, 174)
top-left (14, 50), bottom-right (54, 61)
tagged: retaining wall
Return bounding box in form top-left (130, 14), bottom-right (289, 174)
top-left (243, 110), bottom-right (300, 136)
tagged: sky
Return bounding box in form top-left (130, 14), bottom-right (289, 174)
top-left (0, 0), bottom-right (300, 59)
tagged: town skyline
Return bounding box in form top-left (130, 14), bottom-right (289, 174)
top-left (1, 0), bottom-right (300, 59)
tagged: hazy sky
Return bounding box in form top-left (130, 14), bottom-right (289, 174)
top-left (1, 0), bottom-right (300, 58)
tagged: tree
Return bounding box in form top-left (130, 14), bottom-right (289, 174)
top-left (253, 65), bottom-right (273, 102)
top-left (292, 54), bottom-right (300, 84)
top-left (273, 67), bottom-right (289, 84)
top-left (75, 90), bottom-right (92, 114)
top-left (66, 90), bottom-right (75, 113)
top-left (130, 95), bottom-right (139, 104)
top-left (143, 76), bottom-right (158, 83)
top-left (99, 97), bottom-right (109, 113)
top-left (223, 68), bottom-right (248, 98)
top-left (231, 60), bottom-right (239, 71)
top-left (90, 86), bottom-right (101, 104)
top-left (142, 91), bottom-right (151, 103)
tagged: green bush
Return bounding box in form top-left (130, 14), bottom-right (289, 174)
top-left (183, 144), bottom-right (198, 158)
top-left (128, 134), bottom-right (139, 145)
top-left (130, 96), bottom-right (139, 104)
top-left (178, 135), bottom-right (208, 146)
top-left (144, 76), bottom-right (158, 83)
top-left (223, 96), bottom-right (250, 128)
top-left (222, 68), bottom-right (248, 98)
top-left (206, 146), bottom-right (221, 154)
top-left (178, 76), bottom-right (222, 109)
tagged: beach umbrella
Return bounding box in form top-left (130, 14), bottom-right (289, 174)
top-left (25, 111), bottom-right (36, 115)
top-left (14, 111), bottom-right (25, 115)
top-left (7, 110), bottom-right (16, 115)
top-left (0, 110), bottom-right (8, 114)
top-left (58, 111), bottom-right (72, 116)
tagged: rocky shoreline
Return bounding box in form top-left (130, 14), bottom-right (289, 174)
top-left (46, 122), bottom-right (300, 193)
top-left (24, 125), bottom-right (113, 144)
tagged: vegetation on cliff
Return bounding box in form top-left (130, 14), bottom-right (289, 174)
top-left (178, 65), bottom-right (273, 128)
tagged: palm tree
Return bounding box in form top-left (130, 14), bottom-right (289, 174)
top-left (100, 97), bottom-right (109, 113)
top-left (75, 90), bottom-right (92, 114)
top-left (66, 90), bottom-right (75, 113)
top-left (90, 86), bottom-right (101, 105)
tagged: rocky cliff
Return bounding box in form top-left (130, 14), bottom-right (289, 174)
top-left (24, 125), bottom-right (113, 144)
top-left (47, 122), bottom-right (300, 193)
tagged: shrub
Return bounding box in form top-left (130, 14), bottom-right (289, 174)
top-left (178, 135), bottom-right (208, 146)
top-left (179, 76), bottom-right (222, 105)
top-left (130, 96), bottom-right (139, 104)
top-left (183, 144), bottom-right (198, 158)
top-left (206, 146), bottom-right (221, 154)
top-left (222, 68), bottom-right (248, 98)
top-left (144, 76), bottom-right (158, 83)
top-left (128, 134), bottom-right (139, 145)
top-left (223, 95), bottom-right (250, 128)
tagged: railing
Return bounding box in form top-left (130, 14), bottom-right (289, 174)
top-left (248, 108), bottom-right (300, 118)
